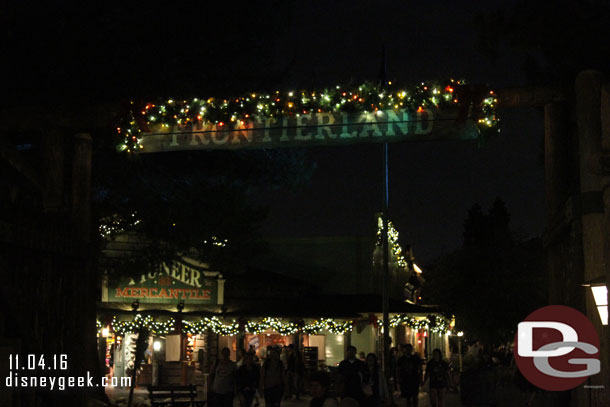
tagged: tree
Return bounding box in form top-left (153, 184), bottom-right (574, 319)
top-left (424, 198), bottom-right (546, 345)
top-left (93, 130), bottom-right (314, 282)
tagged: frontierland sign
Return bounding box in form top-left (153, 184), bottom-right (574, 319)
top-left (138, 106), bottom-right (480, 153)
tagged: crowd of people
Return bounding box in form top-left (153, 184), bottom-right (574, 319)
top-left (335, 344), bottom-right (451, 407)
top-left (206, 343), bottom-right (452, 407)
top-left (208, 344), bottom-right (306, 407)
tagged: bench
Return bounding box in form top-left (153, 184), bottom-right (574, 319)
top-left (148, 385), bottom-right (205, 407)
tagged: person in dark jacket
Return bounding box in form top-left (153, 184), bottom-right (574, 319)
top-left (209, 348), bottom-right (237, 407)
top-left (337, 345), bottom-right (367, 403)
top-left (396, 344), bottom-right (422, 407)
top-left (237, 353), bottom-right (260, 407)
top-left (260, 347), bottom-right (286, 407)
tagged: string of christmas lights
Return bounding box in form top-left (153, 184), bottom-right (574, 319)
top-left (99, 213), bottom-right (141, 239)
top-left (116, 79), bottom-right (498, 152)
top-left (302, 319), bottom-right (354, 335)
top-left (376, 216), bottom-right (412, 269)
top-left (101, 313), bottom-right (448, 337)
top-left (377, 314), bottom-right (451, 333)
top-left (245, 317), bottom-right (300, 335)
top-left (182, 317), bottom-right (240, 336)
top-left (110, 314), bottom-right (175, 336)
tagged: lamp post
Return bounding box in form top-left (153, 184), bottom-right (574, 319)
top-left (456, 331), bottom-right (464, 373)
top-left (152, 340), bottom-right (161, 386)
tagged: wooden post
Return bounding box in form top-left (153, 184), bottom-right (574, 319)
top-left (575, 70), bottom-right (608, 403)
top-left (71, 133), bottom-right (92, 244)
top-left (70, 133), bottom-right (101, 403)
top-left (544, 102), bottom-right (571, 222)
top-left (600, 80), bottom-right (610, 405)
top-left (544, 102), bottom-right (578, 306)
top-left (42, 130), bottom-right (64, 212)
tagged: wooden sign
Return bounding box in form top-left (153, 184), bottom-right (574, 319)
top-left (103, 260), bottom-right (220, 304)
top-left (138, 106), bottom-right (479, 153)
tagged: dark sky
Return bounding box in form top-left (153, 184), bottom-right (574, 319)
top-left (5, 1), bottom-right (546, 263)
top-left (256, 1), bottom-right (546, 262)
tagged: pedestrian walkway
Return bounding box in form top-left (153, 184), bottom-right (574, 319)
top-left (282, 392), bottom-right (462, 407)
top-left (105, 389), bottom-right (463, 407)
top-left (106, 385), bottom-right (531, 407)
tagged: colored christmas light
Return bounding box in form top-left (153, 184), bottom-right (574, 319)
top-left (116, 79), bottom-right (498, 152)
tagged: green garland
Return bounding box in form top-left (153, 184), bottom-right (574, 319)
top-left (378, 314), bottom-right (451, 334)
top-left (306, 319), bottom-right (354, 335)
top-left (102, 313), bottom-right (448, 337)
top-left (245, 317), bottom-right (299, 335)
top-left (117, 79), bottom-right (498, 152)
top-left (111, 314), bottom-right (175, 336)
top-left (182, 317), bottom-right (240, 336)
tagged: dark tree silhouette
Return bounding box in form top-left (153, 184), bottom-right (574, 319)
top-left (425, 198), bottom-right (546, 345)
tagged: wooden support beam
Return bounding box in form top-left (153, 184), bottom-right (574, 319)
top-left (42, 130), bottom-right (65, 212)
top-left (495, 86), bottom-right (566, 108)
top-left (0, 103), bottom-right (121, 133)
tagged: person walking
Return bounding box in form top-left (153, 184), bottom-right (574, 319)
top-left (337, 345), bottom-right (367, 404)
top-left (237, 353), bottom-right (260, 407)
top-left (285, 345), bottom-right (296, 400)
top-left (396, 344), bottom-right (422, 407)
top-left (260, 347), bottom-right (286, 407)
top-left (363, 353), bottom-right (390, 407)
top-left (294, 349), bottom-right (305, 400)
top-left (390, 347), bottom-right (398, 392)
top-left (209, 347), bottom-right (238, 407)
top-left (422, 349), bottom-right (450, 407)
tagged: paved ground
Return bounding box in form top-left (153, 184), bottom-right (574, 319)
top-left (105, 378), bottom-right (541, 407)
top-left (106, 388), bottom-right (467, 407)
top-left (104, 380), bottom-right (575, 407)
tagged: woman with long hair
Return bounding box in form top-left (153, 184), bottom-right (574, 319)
top-left (363, 353), bottom-right (390, 407)
top-left (422, 349), bottom-right (450, 407)
top-left (260, 347), bottom-right (286, 407)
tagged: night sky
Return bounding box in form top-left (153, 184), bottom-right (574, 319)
top-left (5, 1), bottom-right (545, 263)
top-left (257, 1), bottom-right (545, 262)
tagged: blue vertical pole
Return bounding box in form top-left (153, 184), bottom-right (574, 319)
top-left (382, 142), bottom-right (391, 380)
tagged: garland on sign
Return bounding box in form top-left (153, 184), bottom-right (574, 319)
top-left (110, 314), bottom-right (175, 336)
top-left (116, 79), bottom-right (498, 152)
